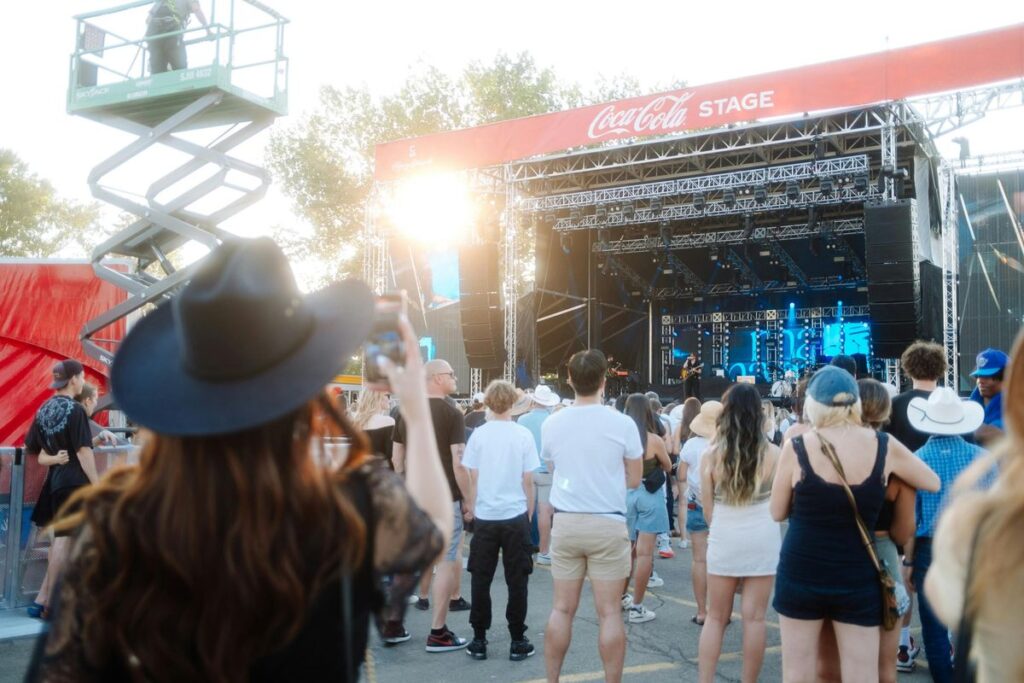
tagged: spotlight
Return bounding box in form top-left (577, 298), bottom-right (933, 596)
top-left (741, 214), bottom-right (754, 240)
top-left (786, 182), bottom-right (800, 202)
top-left (693, 193), bottom-right (706, 210)
top-left (854, 174), bottom-right (869, 192)
top-left (595, 205), bottom-right (608, 221)
top-left (622, 202), bottom-right (635, 220)
top-left (651, 197), bottom-right (664, 213)
top-left (659, 222), bottom-right (672, 245)
top-left (723, 190), bottom-right (737, 207)
top-left (597, 229), bottom-right (610, 244)
top-left (754, 186), bottom-right (768, 203)
top-left (820, 178), bottom-right (834, 195)
top-left (569, 207), bottom-right (581, 222)
top-left (709, 247), bottom-right (719, 261)
top-left (560, 232), bottom-right (572, 255)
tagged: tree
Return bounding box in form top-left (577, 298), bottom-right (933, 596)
top-left (0, 149), bottom-right (100, 258)
top-left (267, 53), bottom-right (685, 283)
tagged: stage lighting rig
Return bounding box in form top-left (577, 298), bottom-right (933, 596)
top-left (854, 174), bottom-right (869, 192)
top-left (820, 178), bottom-right (835, 195)
top-left (659, 221), bottom-right (672, 246)
top-left (560, 232), bottom-right (572, 255)
top-left (693, 193), bottom-right (707, 211)
top-left (595, 205), bottom-right (608, 221)
top-left (754, 186), bottom-right (768, 203)
top-left (786, 182), bottom-right (800, 201)
top-left (651, 197), bottom-right (664, 213)
top-left (723, 190), bottom-right (737, 207)
top-left (741, 214), bottom-right (754, 240)
top-left (544, 212), bottom-right (556, 226)
top-left (622, 202), bottom-right (635, 220)
top-left (569, 207), bottom-right (581, 222)
top-left (598, 229), bottom-right (611, 245)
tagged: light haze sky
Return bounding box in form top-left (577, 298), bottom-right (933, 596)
top-left (3, 1), bottom-right (1024, 256)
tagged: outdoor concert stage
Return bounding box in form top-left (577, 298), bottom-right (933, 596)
top-left (368, 23), bottom-right (1024, 397)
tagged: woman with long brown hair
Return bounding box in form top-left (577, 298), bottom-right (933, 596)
top-left (698, 383), bottom-right (781, 683)
top-left (926, 329), bottom-right (1024, 681)
top-left (26, 238), bottom-right (453, 682)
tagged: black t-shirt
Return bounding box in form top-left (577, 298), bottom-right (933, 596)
top-left (393, 397), bottom-right (466, 502)
top-left (464, 410), bottom-right (486, 440)
top-left (25, 395), bottom-right (93, 492)
top-left (884, 389), bottom-right (932, 453)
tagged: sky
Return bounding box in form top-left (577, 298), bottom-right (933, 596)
top-left (3, 1), bottom-right (1024, 261)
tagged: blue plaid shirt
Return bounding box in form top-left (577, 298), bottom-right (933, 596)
top-left (915, 435), bottom-right (986, 538)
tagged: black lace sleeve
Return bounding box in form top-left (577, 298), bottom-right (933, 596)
top-left (27, 531), bottom-right (127, 683)
top-left (349, 460), bottom-right (444, 631)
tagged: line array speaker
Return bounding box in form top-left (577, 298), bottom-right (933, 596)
top-left (458, 243), bottom-right (506, 370)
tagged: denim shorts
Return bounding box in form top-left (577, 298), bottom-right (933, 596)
top-left (445, 500), bottom-right (464, 562)
top-left (685, 501), bottom-right (709, 534)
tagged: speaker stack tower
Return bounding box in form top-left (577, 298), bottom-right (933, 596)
top-left (863, 200), bottom-right (943, 358)
top-left (458, 243), bottom-right (506, 370)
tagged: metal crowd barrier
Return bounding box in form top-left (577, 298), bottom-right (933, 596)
top-left (0, 445), bottom-right (138, 609)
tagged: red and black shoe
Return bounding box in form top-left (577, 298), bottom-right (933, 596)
top-left (425, 627), bottom-right (468, 653)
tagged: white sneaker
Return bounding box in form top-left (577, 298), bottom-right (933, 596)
top-left (536, 552), bottom-right (552, 566)
top-left (678, 539), bottom-right (690, 549)
top-left (657, 537), bottom-right (675, 559)
top-left (647, 572), bottom-right (665, 588)
top-left (628, 604), bottom-right (656, 623)
top-left (621, 593), bottom-right (633, 610)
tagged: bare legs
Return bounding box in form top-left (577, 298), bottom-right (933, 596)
top-left (690, 530), bottom-right (708, 621)
top-left (737, 576), bottom-right (773, 682)
top-left (430, 559), bottom-right (459, 629)
top-left (545, 577), bottom-right (626, 683)
top-left (630, 532), bottom-right (656, 605)
top-left (545, 578), bottom-right (583, 683)
top-left (538, 501), bottom-right (554, 555)
top-left (37, 536), bottom-right (68, 607)
top-left (779, 615), bottom-right (825, 683)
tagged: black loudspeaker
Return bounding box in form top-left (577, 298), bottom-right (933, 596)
top-left (458, 244), bottom-right (506, 370)
top-left (864, 201), bottom-right (942, 358)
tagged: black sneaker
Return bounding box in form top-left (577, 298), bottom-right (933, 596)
top-left (425, 627), bottom-right (469, 653)
top-left (509, 637), bottom-right (536, 661)
top-left (449, 597), bottom-right (471, 612)
top-left (414, 597), bottom-right (430, 611)
top-left (466, 637), bottom-right (488, 660)
top-left (380, 620), bottom-right (411, 646)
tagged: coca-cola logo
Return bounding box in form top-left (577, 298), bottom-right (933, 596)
top-left (587, 92), bottom-right (696, 140)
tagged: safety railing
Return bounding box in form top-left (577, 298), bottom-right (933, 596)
top-left (0, 445), bottom-right (138, 609)
top-left (68, 0), bottom-right (288, 112)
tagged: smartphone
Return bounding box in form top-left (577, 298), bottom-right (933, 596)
top-left (363, 292), bottom-right (407, 389)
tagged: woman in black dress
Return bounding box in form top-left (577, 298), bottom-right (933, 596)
top-left (354, 388), bottom-right (396, 469)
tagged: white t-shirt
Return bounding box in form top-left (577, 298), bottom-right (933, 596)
top-left (541, 404), bottom-right (644, 517)
top-left (679, 435), bottom-right (711, 500)
top-left (463, 420), bottom-right (540, 521)
top-left (668, 404), bottom-right (685, 436)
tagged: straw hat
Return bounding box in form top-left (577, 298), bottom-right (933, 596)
top-left (510, 390), bottom-right (533, 417)
top-left (688, 401), bottom-right (723, 439)
top-left (907, 387), bottom-right (985, 436)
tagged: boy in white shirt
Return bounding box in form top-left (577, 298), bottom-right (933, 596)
top-left (463, 380), bottom-right (541, 662)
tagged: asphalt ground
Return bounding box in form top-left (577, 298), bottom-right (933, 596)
top-left (0, 537), bottom-right (936, 682)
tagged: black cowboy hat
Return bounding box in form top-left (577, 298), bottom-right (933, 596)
top-left (111, 237), bottom-right (374, 436)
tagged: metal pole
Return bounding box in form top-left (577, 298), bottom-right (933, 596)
top-left (2, 449), bottom-right (25, 608)
top-left (647, 299), bottom-right (654, 386)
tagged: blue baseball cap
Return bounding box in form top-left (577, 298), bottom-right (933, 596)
top-left (807, 365), bottom-right (859, 407)
top-left (970, 348), bottom-right (1008, 377)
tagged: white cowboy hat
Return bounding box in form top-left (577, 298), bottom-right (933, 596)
top-left (532, 385), bottom-right (560, 407)
top-left (688, 401), bottom-right (723, 439)
top-left (510, 390), bottom-right (533, 417)
top-left (907, 387), bottom-right (984, 436)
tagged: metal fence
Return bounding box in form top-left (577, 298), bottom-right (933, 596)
top-left (0, 445), bottom-right (137, 609)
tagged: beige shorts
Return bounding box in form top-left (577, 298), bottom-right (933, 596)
top-left (533, 471), bottom-right (553, 505)
top-left (550, 513), bottom-right (631, 581)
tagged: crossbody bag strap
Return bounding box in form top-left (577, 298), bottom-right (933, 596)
top-left (812, 429), bottom-right (884, 575)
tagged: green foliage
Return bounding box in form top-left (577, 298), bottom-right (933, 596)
top-left (0, 149), bottom-right (100, 258)
top-left (267, 53), bottom-right (685, 281)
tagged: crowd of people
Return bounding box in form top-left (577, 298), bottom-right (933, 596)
top-left (18, 237), bottom-right (1024, 683)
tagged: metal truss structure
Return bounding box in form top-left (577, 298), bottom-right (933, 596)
top-left (592, 218), bottom-right (864, 254)
top-left (362, 199), bottom-right (389, 295)
top-left (502, 164), bottom-right (520, 381)
top-left (660, 305), bottom-right (871, 326)
top-left (520, 155), bottom-right (871, 212)
top-left (939, 163), bottom-right (960, 388)
top-left (901, 81), bottom-right (1024, 139)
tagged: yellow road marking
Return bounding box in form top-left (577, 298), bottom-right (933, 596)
top-left (651, 592), bottom-right (781, 630)
top-left (518, 661), bottom-right (680, 683)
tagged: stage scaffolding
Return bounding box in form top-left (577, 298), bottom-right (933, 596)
top-left (366, 81), bottom-right (1024, 387)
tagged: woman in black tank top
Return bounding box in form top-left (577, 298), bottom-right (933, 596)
top-left (769, 367), bottom-right (939, 683)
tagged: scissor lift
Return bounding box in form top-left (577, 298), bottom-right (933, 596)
top-left (67, 0), bottom-right (288, 367)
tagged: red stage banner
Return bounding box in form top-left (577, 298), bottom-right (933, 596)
top-left (375, 22), bottom-right (1024, 181)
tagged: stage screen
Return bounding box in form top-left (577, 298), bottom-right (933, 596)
top-left (726, 328), bottom-right (768, 382)
top-left (822, 321), bottom-right (871, 357)
top-left (671, 329), bottom-right (700, 363)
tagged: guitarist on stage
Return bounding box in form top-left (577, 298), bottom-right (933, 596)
top-left (680, 353), bottom-right (703, 400)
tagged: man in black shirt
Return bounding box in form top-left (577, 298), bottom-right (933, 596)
top-left (393, 358), bottom-right (470, 652)
top-left (24, 359), bottom-right (98, 614)
top-left (885, 341), bottom-right (946, 453)
top-left (464, 392), bottom-right (487, 440)
top-left (681, 354), bottom-right (702, 400)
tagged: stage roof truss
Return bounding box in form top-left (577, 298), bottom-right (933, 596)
top-left (765, 241), bottom-right (808, 288)
top-left (662, 305), bottom-right (871, 326)
top-left (591, 219), bottom-right (863, 254)
top-left (901, 80), bottom-right (1024, 139)
top-left (519, 155), bottom-right (871, 212)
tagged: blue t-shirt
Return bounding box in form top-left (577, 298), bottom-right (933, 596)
top-left (968, 388), bottom-right (1003, 429)
top-left (517, 408), bottom-right (550, 473)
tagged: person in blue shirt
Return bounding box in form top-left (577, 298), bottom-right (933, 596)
top-left (907, 387), bottom-right (987, 683)
top-left (968, 348), bottom-right (1007, 447)
top-left (517, 385), bottom-right (560, 565)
